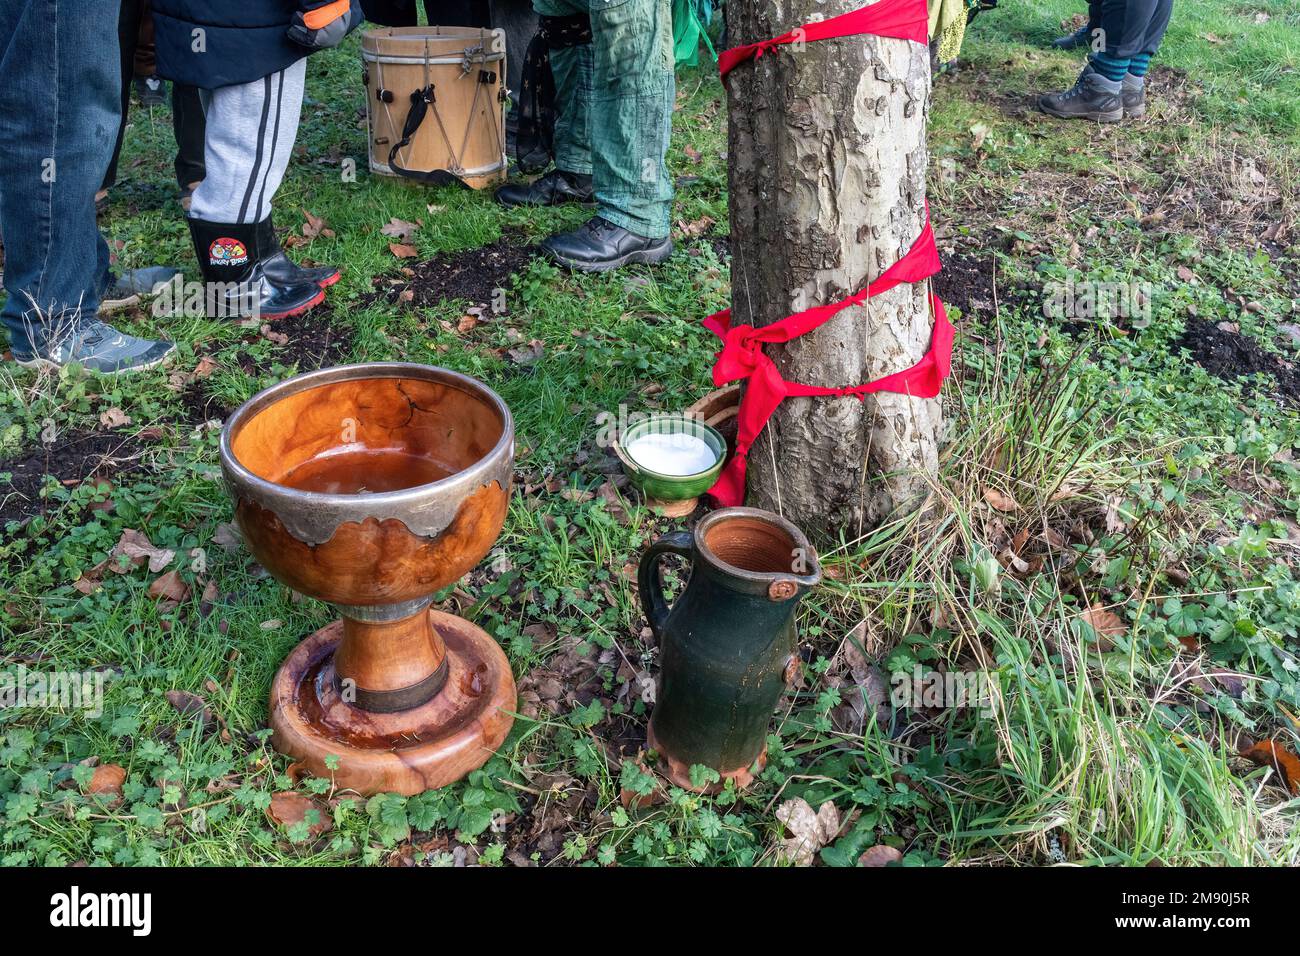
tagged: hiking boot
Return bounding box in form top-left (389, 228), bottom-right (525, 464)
top-left (257, 215), bottom-right (340, 289)
top-left (1122, 74), bottom-right (1146, 118)
top-left (496, 170), bottom-right (595, 208)
top-left (1037, 67), bottom-right (1123, 122)
top-left (187, 217), bottom-right (324, 321)
top-left (13, 318), bottom-right (175, 375)
top-left (541, 216), bottom-right (673, 272)
top-left (101, 265), bottom-right (183, 314)
top-left (1052, 23), bottom-right (1093, 50)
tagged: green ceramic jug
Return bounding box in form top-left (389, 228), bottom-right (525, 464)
top-left (640, 507), bottom-right (821, 791)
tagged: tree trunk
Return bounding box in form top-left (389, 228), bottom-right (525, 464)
top-left (726, 0), bottom-right (941, 541)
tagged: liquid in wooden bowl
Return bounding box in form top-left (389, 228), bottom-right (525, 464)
top-left (280, 449), bottom-right (455, 495)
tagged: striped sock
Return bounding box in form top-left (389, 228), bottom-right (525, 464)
top-left (1089, 51), bottom-right (1131, 82)
top-left (1128, 53), bottom-right (1152, 77)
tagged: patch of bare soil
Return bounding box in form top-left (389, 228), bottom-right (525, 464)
top-left (178, 382), bottom-right (234, 426)
top-left (934, 252), bottom-right (997, 316)
top-left (0, 430), bottom-right (147, 526)
top-left (267, 303), bottom-right (353, 370)
top-left (1176, 317), bottom-right (1300, 406)
top-left (369, 232), bottom-right (538, 311)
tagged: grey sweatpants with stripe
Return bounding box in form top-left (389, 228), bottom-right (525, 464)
top-left (189, 58), bottom-right (306, 225)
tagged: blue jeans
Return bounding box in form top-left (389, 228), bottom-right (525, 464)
top-left (0, 0), bottom-right (120, 356)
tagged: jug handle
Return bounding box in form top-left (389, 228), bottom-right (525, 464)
top-left (638, 531), bottom-right (694, 640)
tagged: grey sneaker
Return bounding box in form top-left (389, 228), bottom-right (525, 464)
top-left (13, 318), bottom-right (175, 375)
top-left (1122, 74), bottom-right (1146, 118)
top-left (101, 265), bottom-right (183, 314)
top-left (1038, 67), bottom-right (1123, 122)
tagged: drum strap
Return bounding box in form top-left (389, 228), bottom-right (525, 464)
top-left (387, 85), bottom-right (469, 189)
top-left (515, 14), bottom-right (594, 174)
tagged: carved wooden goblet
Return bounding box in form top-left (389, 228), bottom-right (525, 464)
top-left (219, 363), bottom-right (515, 795)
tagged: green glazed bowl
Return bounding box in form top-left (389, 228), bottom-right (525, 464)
top-left (614, 414), bottom-right (726, 503)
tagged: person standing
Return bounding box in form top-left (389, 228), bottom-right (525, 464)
top-left (151, 0), bottom-right (361, 320)
top-left (496, 0), bottom-right (675, 273)
top-left (1038, 0), bottom-right (1175, 122)
top-left (103, 0), bottom-right (207, 218)
top-left (0, 0), bottom-right (175, 374)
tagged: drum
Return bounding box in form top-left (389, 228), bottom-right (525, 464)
top-left (362, 27), bottom-right (508, 190)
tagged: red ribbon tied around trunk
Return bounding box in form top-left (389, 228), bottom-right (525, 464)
top-left (704, 0), bottom-right (953, 507)
top-left (718, 0), bottom-right (930, 78)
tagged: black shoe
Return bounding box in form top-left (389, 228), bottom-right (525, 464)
top-left (134, 75), bottom-right (167, 107)
top-left (1037, 66), bottom-right (1123, 123)
top-left (541, 217), bottom-right (673, 273)
top-left (496, 170), bottom-right (595, 208)
top-left (1052, 24), bottom-right (1093, 50)
top-left (257, 215), bottom-right (340, 289)
top-left (187, 217), bottom-right (325, 321)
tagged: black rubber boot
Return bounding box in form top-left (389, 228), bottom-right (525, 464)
top-left (496, 169), bottom-right (595, 208)
top-left (541, 216), bottom-right (673, 272)
top-left (187, 218), bottom-right (324, 321)
top-left (257, 215), bottom-right (340, 289)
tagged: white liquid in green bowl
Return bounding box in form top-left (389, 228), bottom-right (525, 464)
top-left (625, 433), bottom-right (717, 476)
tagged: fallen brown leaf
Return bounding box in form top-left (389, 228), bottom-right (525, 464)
top-left (266, 792), bottom-right (333, 836)
top-left (1240, 739), bottom-right (1300, 794)
top-left (1078, 604), bottom-right (1125, 650)
top-left (261, 324), bottom-right (290, 346)
top-left (301, 209), bottom-right (334, 240)
top-left (858, 844), bottom-right (903, 867)
top-left (983, 487), bottom-right (1019, 512)
top-left (380, 217), bottom-right (422, 242)
top-left (149, 569), bottom-right (191, 603)
top-left (165, 689), bottom-right (213, 729)
top-left (775, 798), bottom-right (840, 866)
top-left (105, 528), bottom-right (174, 574)
top-left (99, 407), bottom-right (131, 429)
top-left (86, 763), bottom-right (126, 802)
top-left (676, 215), bottom-right (715, 238)
top-left (388, 242), bottom-right (419, 259)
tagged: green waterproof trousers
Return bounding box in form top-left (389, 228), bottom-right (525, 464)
top-left (533, 0), bottom-right (675, 238)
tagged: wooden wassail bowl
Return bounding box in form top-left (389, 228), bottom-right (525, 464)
top-left (219, 364), bottom-right (516, 795)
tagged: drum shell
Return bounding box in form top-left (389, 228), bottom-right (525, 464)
top-left (362, 26), bottom-right (507, 189)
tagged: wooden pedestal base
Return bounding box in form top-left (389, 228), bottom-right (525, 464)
top-left (646, 723), bottom-right (766, 794)
top-left (270, 609), bottom-right (515, 796)
top-left (646, 495), bottom-right (699, 519)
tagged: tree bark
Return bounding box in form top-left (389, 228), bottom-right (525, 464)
top-left (726, 0), bottom-right (941, 541)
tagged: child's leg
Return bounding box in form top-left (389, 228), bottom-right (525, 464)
top-left (189, 58), bottom-right (307, 226)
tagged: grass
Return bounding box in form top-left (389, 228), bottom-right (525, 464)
top-left (1, 0), bottom-right (1299, 866)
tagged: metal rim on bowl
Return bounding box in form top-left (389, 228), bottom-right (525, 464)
top-left (219, 362), bottom-right (514, 546)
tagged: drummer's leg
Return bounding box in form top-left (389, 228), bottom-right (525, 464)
top-left (188, 58), bottom-right (307, 226)
top-left (586, 0), bottom-right (673, 239)
top-left (537, 0), bottom-right (594, 176)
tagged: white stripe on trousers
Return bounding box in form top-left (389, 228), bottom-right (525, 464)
top-left (189, 58), bottom-right (307, 225)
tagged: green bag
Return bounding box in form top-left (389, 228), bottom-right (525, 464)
top-left (673, 0), bottom-right (716, 66)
